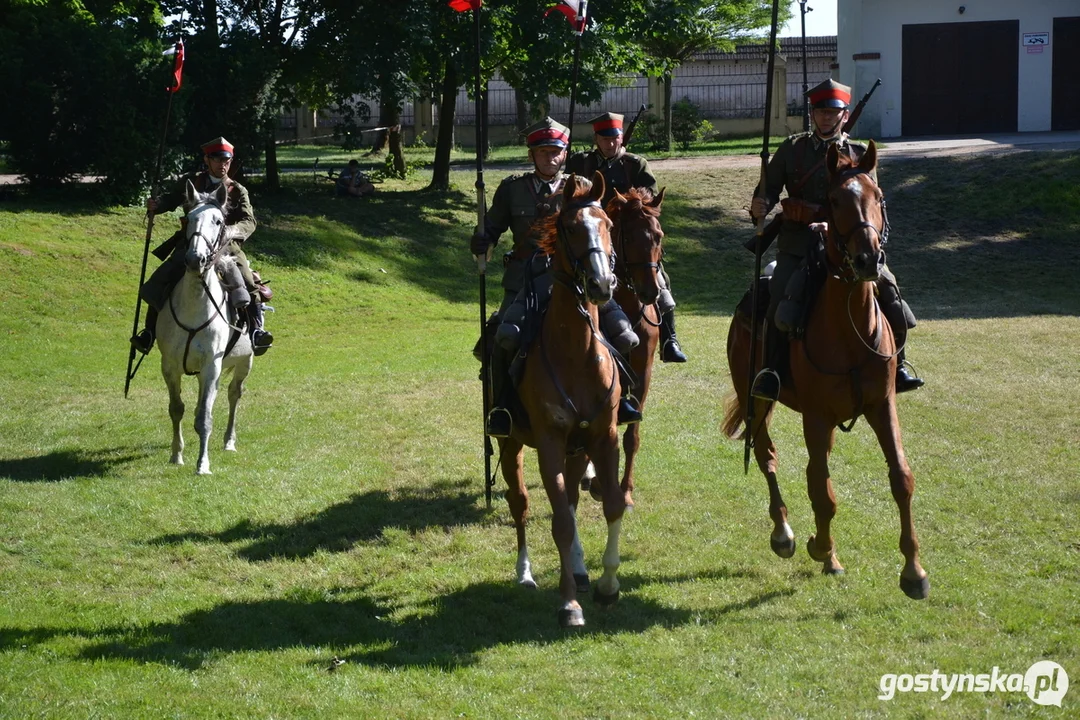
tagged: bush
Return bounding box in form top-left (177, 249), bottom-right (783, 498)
top-left (671, 97), bottom-right (713, 150)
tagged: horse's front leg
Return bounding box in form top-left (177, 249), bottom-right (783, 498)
top-left (194, 363), bottom-right (222, 475)
top-left (224, 358), bottom-right (251, 452)
top-left (865, 399), bottom-right (929, 599)
top-left (163, 368), bottom-right (185, 465)
top-left (536, 437), bottom-right (583, 627)
top-left (565, 453), bottom-right (590, 594)
top-left (803, 414), bottom-right (843, 574)
top-left (499, 438), bottom-right (535, 589)
top-left (589, 427), bottom-right (625, 606)
top-left (620, 422), bottom-right (641, 509)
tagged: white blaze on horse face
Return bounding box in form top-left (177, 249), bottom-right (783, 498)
top-left (185, 202), bottom-right (225, 271)
top-left (582, 210), bottom-right (614, 302)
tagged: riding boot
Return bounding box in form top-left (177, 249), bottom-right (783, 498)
top-left (131, 306), bottom-right (158, 355)
top-left (750, 324), bottom-right (785, 402)
top-left (248, 301), bottom-right (273, 356)
top-left (486, 344), bottom-right (513, 438)
top-left (659, 309), bottom-right (688, 363)
top-left (617, 359), bottom-right (643, 426)
top-left (880, 291), bottom-right (924, 393)
top-left (892, 326), bottom-right (925, 393)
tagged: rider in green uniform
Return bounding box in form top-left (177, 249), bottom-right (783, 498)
top-left (749, 80), bottom-right (923, 401)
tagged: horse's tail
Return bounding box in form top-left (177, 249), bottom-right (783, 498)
top-left (721, 391), bottom-right (745, 440)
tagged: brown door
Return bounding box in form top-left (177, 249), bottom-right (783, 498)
top-left (902, 20), bottom-right (1019, 136)
top-left (1052, 17), bottom-right (1080, 131)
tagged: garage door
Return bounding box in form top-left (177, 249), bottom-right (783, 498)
top-left (902, 20), bottom-right (1019, 136)
top-left (1051, 17), bottom-right (1080, 131)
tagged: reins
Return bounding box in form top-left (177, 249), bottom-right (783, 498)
top-left (612, 210), bottom-right (663, 331)
top-left (170, 210), bottom-right (243, 376)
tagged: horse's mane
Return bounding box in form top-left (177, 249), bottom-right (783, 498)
top-left (605, 187), bottom-right (660, 225)
top-left (535, 176), bottom-right (596, 257)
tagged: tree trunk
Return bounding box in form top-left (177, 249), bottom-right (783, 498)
top-left (515, 89), bottom-right (528, 136)
top-left (264, 136), bottom-right (279, 190)
top-left (662, 74), bottom-right (673, 152)
top-left (429, 63), bottom-right (458, 191)
top-left (388, 125), bottom-right (406, 177)
top-left (203, 0), bottom-right (219, 45)
top-left (368, 90), bottom-right (401, 155)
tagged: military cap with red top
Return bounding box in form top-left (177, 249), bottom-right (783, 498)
top-left (522, 117), bottom-right (570, 149)
top-left (588, 112), bottom-right (624, 137)
top-left (806, 79), bottom-right (851, 110)
top-left (200, 136), bottom-right (235, 159)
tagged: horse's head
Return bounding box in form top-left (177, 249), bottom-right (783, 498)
top-left (550, 171), bottom-right (615, 305)
top-left (825, 140), bottom-right (889, 282)
top-left (182, 179), bottom-right (229, 275)
top-left (608, 186), bottom-right (665, 305)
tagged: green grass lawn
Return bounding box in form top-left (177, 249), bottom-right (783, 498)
top-left (0, 152), bottom-right (1077, 718)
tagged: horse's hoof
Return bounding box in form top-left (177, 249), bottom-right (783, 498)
top-left (806, 535), bottom-right (832, 563)
top-left (518, 577), bottom-right (538, 590)
top-left (224, 443), bottom-right (237, 452)
top-left (170, 456), bottom-right (184, 466)
top-left (589, 484), bottom-right (603, 503)
top-left (558, 606), bottom-right (585, 628)
top-left (580, 476), bottom-right (591, 492)
top-left (770, 535), bottom-right (796, 559)
top-left (821, 565), bottom-right (845, 576)
top-left (196, 467), bottom-right (212, 476)
top-left (900, 574), bottom-right (930, 600)
top-left (574, 573), bottom-right (590, 594)
top-left (593, 587), bottom-right (620, 607)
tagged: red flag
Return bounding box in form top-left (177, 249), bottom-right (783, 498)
top-left (164, 41), bottom-right (184, 93)
top-left (544, 0), bottom-right (587, 33)
top-left (449, 0), bottom-right (481, 11)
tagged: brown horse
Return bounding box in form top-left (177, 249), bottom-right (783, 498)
top-left (606, 187), bottom-right (666, 508)
top-left (722, 140), bottom-right (929, 599)
top-left (497, 171), bottom-right (628, 627)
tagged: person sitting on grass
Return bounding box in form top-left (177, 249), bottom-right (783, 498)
top-left (336, 160), bottom-right (375, 198)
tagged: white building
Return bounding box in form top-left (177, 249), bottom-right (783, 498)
top-left (837, 0), bottom-right (1080, 137)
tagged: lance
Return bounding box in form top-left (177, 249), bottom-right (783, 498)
top-left (465, 2), bottom-right (495, 508)
top-left (565, 1), bottom-right (587, 150)
top-left (744, 0), bottom-right (781, 474)
top-left (125, 35), bottom-right (184, 398)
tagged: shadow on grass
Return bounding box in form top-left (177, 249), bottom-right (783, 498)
top-left (3, 574), bottom-right (795, 671)
top-left (149, 482), bottom-right (486, 560)
top-left (0, 447), bottom-right (145, 482)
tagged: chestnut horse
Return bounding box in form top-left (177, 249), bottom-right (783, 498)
top-left (606, 187), bottom-right (666, 507)
top-left (722, 140), bottom-right (929, 599)
top-left (497, 172), bottom-right (627, 627)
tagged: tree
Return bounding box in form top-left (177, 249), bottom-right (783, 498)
top-left (634, 0), bottom-right (784, 150)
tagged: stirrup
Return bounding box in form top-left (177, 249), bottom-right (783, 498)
top-left (486, 407), bottom-right (512, 438)
top-left (750, 368), bottom-right (780, 402)
top-left (130, 329), bottom-right (154, 356)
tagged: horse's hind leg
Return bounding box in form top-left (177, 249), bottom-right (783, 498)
top-left (193, 366), bottom-right (221, 475)
top-left (565, 453), bottom-right (590, 594)
top-left (866, 400), bottom-right (929, 599)
top-left (164, 370), bottom-right (185, 465)
top-left (751, 400), bottom-right (795, 558)
top-left (224, 360), bottom-right (251, 452)
top-left (500, 439), bottom-right (535, 589)
top-left (803, 415), bottom-right (844, 575)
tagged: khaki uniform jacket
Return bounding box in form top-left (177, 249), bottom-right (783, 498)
top-left (759, 132), bottom-right (869, 257)
top-left (484, 172), bottom-right (565, 293)
top-left (566, 149), bottom-right (658, 207)
top-left (152, 171), bottom-right (257, 258)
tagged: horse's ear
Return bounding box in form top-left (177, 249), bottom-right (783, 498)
top-left (213, 181), bottom-right (229, 208)
top-left (563, 173), bottom-right (579, 201)
top-left (184, 179), bottom-right (197, 206)
top-left (826, 143), bottom-right (841, 179)
top-left (859, 139), bottom-right (878, 174)
top-left (612, 188), bottom-right (627, 204)
top-left (648, 187), bottom-right (666, 211)
top-left (589, 170), bottom-right (605, 204)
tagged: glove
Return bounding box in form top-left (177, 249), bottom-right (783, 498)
top-left (470, 230), bottom-right (491, 257)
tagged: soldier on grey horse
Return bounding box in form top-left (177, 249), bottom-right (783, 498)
top-left (471, 117), bottom-right (641, 438)
top-left (748, 80), bottom-right (924, 402)
top-left (131, 136), bottom-right (273, 357)
top-left (566, 112), bottom-right (688, 364)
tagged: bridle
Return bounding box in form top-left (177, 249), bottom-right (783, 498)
top-left (825, 167), bottom-right (891, 281)
top-left (613, 209), bottom-right (663, 329)
top-left (552, 198), bottom-right (615, 302)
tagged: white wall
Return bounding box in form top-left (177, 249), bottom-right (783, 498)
top-left (838, 0), bottom-right (1078, 137)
